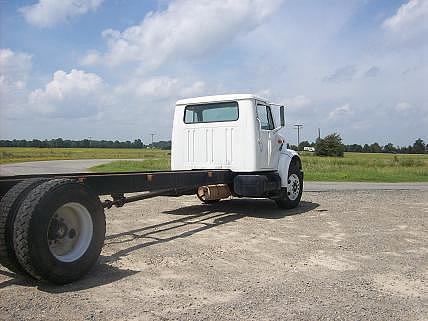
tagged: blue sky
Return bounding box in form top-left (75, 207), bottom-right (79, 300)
top-left (0, 0), bottom-right (427, 145)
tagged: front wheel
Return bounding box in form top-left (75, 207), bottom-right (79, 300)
top-left (275, 161), bottom-right (303, 209)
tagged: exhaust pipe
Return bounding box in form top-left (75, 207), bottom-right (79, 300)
top-left (197, 184), bottom-right (231, 201)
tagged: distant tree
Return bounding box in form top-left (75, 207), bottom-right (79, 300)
top-left (369, 142), bottom-right (382, 153)
top-left (362, 144), bottom-right (370, 153)
top-left (413, 138), bottom-right (426, 154)
top-left (298, 140), bottom-right (311, 151)
top-left (345, 144), bottom-right (363, 152)
top-left (31, 139), bottom-right (42, 148)
top-left (287, 144), bottom-right (298, 151)
top-left (399, 146), bottom-right (410, 154)
top-left (315, 133), bottom-right (345, 157)
top-left (383, 143), bottom-right (397, 153)
top-left (132, 139), bottom-right (144, 148)
top-left (151, 140), bottom-right (172, 150)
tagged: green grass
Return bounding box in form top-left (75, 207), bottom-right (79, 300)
top-left (90, 152), bottom-right (428, 182)
top-left (90, 159), bottom-right (171, 172)
top-left (300, 152), bottom-right (428, 182)
top-left (1, 147), bottom-right (427, 182)
top-left (0, 147), bottom-right (169, 164)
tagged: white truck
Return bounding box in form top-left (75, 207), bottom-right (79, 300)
top-left (0, 94), bottom-right (303, 284)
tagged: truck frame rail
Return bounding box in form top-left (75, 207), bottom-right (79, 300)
top-left (0, 169), bottom-right (234, 198)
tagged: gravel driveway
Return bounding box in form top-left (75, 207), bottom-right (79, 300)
top-left (1, 189), bottom-right (427, 320)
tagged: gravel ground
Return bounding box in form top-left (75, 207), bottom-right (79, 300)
top-left (0, 190), bottom-right (427, 321)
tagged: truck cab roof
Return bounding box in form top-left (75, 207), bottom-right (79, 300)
top-left (176, 94), bottom-right (268, 105)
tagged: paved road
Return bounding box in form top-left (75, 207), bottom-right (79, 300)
top-left (0, 159), bottom-right (427, 191)
top-left (304, 181), bottom-right (428, 191)
top-left (0, 159), bottom-right (141, 176)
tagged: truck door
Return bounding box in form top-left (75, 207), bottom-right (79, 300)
top-left (256, 103), bottom-right (277, 169)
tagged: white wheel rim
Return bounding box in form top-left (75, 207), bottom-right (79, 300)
top-left (287, 173), bottom-right (300, 201)
top-left (47, 202), bottom-right (93, 263)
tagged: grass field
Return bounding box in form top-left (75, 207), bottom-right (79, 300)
top-left (1, 147), bottom-right (427, 182)
top-left (90, 159), bottom-right (171, 172)
top-left (0, 147), bottom-right (170, 164)
top-left (90, 151), bottom-right (428, 182)
top-left (301, 152), bottom-right (427, 182)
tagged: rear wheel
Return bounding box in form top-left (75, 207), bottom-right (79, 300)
top-left (0, 178), bottom-right (48, 273)
top-left (13, 179), bottom-right (106, 284)
top-left (275, 160), bottom-right (303, 209)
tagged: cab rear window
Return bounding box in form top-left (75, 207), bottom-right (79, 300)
top-left (184, 101), bottom-right (239, 124)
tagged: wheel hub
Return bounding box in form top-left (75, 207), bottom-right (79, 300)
top-left (287, 173), bottom-right (300, 201)
top-left (48, 218), bottom-right (68, 240)
top-left (47, 202), bottom-right (93, 263)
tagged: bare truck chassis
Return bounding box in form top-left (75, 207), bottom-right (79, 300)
top-left (0, 167), bottom-right (300, 284)
top-left (0, 94), bottom-right (304, 284)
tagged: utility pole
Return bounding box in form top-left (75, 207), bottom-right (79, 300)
top-left (150, 133), bottom-right (156, 147)
top-left (294, 124), bottom-right (303, 150)
top-left (318, 128), bottom-right (321, 140)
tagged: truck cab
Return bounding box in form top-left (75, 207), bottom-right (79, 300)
top-left (172, 94), bottom-right (303, 206)
top-left (172, 94), bottom-right (288, 171)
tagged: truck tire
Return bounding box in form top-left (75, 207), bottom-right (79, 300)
top-left (0, 178), bottom-right (48, 274)
top-left (13, 179), bottom-right (106, 284)
top-left (275, 160), bottom-right (303, 209)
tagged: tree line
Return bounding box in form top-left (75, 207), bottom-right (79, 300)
top-left (0, 138), bottom-right (171, 150)
top-left (292, 136), bottom-right (426, 155)
top-left (0, 137), bottom-right (426, 154)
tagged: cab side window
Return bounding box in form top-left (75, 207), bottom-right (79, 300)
top-left (257, 104), bottom-right (274, 130)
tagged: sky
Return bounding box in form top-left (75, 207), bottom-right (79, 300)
top-left (0, 0), bottom-right (427, 146)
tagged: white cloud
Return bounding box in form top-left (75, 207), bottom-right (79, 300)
top-left (364, 66), bottom-right (380, 78)
top-left (82, 0), bottom-right (283, 68)
top-left (0, 48), bottom-right (33, 124)
top-left (383, 0), bottom-right (428, 39)
top-left (140, 77), bottom-right (178, 97)
top-left (324, 65), bottom-right (357, 83)
top-left (80, 50), bottom-right (102, 66)
top-left (0, 48), bottom-right (32, 92)
top-left (20, 0), bottom-right (104, 28)
top-left (29, 69), bottom-right (105, 116)
top-left (115, 76), bottom-right (206, 101)
top-left (180, 81), bottom-right (206, 97)
top-left (283, 95), bottom-right (311, 108)
top-left (395, 101), bottom-right (412, 111)
top-left (255, 89), bottom-right (272, 99)
top-left (328, 103), bottom-right (352, 119)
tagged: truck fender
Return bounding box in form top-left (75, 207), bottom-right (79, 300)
top-left (278, 149), bottom-right (301, 187)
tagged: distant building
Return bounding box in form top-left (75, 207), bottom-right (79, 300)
top-left (303, 147), bottom-right (315, 152)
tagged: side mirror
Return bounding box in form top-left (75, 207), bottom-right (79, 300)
top-left (280, 106), bottom-right (285, 127)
